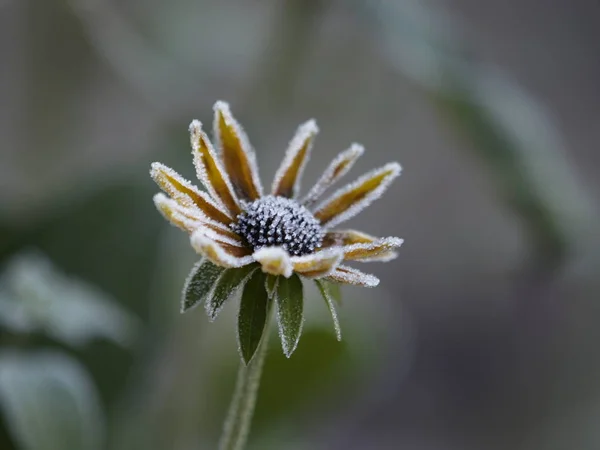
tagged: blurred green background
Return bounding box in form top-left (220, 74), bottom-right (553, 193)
top-left (1, 0), bottom-right (599, 449)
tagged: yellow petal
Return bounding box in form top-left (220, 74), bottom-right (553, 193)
top-left (341, 237), bottom-right (403, 262)
top-left (291, 248), bottom-right (342, 278)
top-left (189, 120), bottom-right (242, 216)
top-left (302, 144), bottom-right (364, 207)
top-left (271, 119), bottom-right (318, 198)
top-left (150, 162), bottom-right (233, 225)
top-left (321, 229), bottom-right (378, 247)
top-left (213, 101), bottom-right (263, 201)
top-left (252, 247), bottom-right (293, 278)
top-left (326, 265), bottom-right (380, 287)
top-left (153, 194), bottom-right (244, 247)
top-left (313, 162), bottom-right (401, 228)
top-left (191, 231), bottom-right (254, 268)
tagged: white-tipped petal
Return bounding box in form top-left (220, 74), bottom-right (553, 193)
top-left (326, 265), bottom-right (380, 287)
top-left (252, 247), bottom-right (293, 278)
top-left (302, 143), bottom-right (364, 207)
top-left (341, 237), bottom-right (404, 262)
top-left (191, 231), bottom-right (254, 268)
top-left (213, 101), bottom-right (263, 201)
top-left (189, 120), bottom-right (242, 215)
top-left (272, 119), bottom-right (318, 198)
top-left (150, 162), bottom-right (233, 224)
top-left (314, 162), bottom-right (401, 229)
top-left (290, 248), bottom-right (343, 278)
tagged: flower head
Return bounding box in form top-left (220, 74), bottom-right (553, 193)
top-left (151, 101), bottom-right (403, 362)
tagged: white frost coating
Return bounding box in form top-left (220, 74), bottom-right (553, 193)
top-left (315, 162), bottom-right (402, 229)
top-left (327, 265), bottom-right (380, 287)
top-left (271, 119), bottom-right (319, 198)
top-left (341, 237), bottom-right (404, 261)
top-left (188, 120), bottom-right (240, 213)
top-left (302, 143), bottom-right (364, 207)
top-left (190, 231), bottom-right (254, 268)
top-left (276, 301), bottom-right (304, 358)
top-left (213, 101), bottom-right (264, 197)
top-left (153, 193), bottom-right (201, 232)
top-left (252, 246), bottom-right (293, 278)
top-left (290, 247), bottom-right (343, 278)
top-left (150, 162), bottom-right (232, 222)
top-left (153, 194), bottom-right (243, 246)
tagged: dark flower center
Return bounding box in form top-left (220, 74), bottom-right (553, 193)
top-left (231, 196), bottom-right (324, 256)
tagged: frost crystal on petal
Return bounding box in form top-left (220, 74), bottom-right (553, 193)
top-left (252, 246), bottom-right (293, 278)
top-left (326, 265), bottom-right (380, 287)
top-left (290, 247), bottom-right (343, 278)
top-left (302, 143), bottom-right (364, 207)
top-left (271, 119), bottom-right (318, 198)
top-left (314, 162), bottom-right (402, 229)
top-left (190, 231), bottom-right (254, 268)
top-left (341, 237), bottom-right (404, 262)
top-left (213, 101), bottom-right (263, 201)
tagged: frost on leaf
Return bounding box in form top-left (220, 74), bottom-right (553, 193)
top-left (271, 119), bottom-right (318, 198)
top-left (302, 144), bottom-right (364, 207)
top-left (326, 265), bottom-right (380, 288)
top-left (189, 120), bottom-right (242, 215)
top-left (314, 162), bottom-right (401, 229)
top-left (181, 258), bottom-right (224, 313)
top-left (237, 270), bottom-right (269, 364)
top-left (276, 273), bottom-right (304, 357)
top-left (315, 279), bottom-right (342, 341)
top-left (213, 101), bottom-right (263, 201)
top-left (205, 264), bottom-right (258, 321)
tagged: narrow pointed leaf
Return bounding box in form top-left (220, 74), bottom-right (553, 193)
top-left (276, 274), bottom-right (304, 357)
top-left (315, 279), bottom-right (342, 341)
top-left (325, 279), bottom-right (342, 305)
top-left (238, 271), bottom-right (270, 364)
top-left (205, 264), bottom-right (257, 321)
top-left (181, 259), bottom-right (224, 313)
top-left (265, 275), bottom-right (279, 299)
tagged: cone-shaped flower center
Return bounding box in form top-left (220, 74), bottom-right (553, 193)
top-left (231, 196), bottom-right (324, 256)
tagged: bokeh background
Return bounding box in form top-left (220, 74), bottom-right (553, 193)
top-left (1, 0), bottom-right (599, 449)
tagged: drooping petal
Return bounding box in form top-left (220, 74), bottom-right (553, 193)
top-left (313, 162), bottom-right (401, 228)
top-left (189, 120), bottom-right (242, 216)
top-left (252, 247), bottom-right (293, 278)
top-left (150, 162), bottom-right (233, 225)
top-left (213, 101), bottom-right (263, 201)
top-left (290, 248), bottom-right (343, 278)
top-left (153, 194), bottom-right (244, 248)
top-left (302, 144), bottom-right (364, 207)
top-left (326, 265), bottom-right (380, 287)
top-left (271, 119), bottom-right (318, 198)
top-left (341, 237), bottom-right (403, 262)
top-left (190, 231), bottom-right (254, 268)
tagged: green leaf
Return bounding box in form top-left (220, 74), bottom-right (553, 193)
top-left (0, 350), bottom-right (104, 450)
top-left (181, 258), bottom-right (224, 313)
top-left (237, 271), bottom-right (270, 365)
top-left (315, 279), bottom-right (342, 341)
top-left (325, 279), bottom-right (342, 305)
top-left (276, 274), bottom-right (304, 357)
top-left (265, 275), bottom-right (278, 299)
top-left (205, 264), bottom-right (257, 321)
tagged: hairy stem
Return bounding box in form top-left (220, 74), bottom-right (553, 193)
top-left (218, 320), bottom-right (271, 450)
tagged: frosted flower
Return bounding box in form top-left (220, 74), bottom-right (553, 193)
top-left (150, 101), bottom-right (403, 362)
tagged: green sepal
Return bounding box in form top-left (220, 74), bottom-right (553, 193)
top-left (265, 274), bottom-right (278, 299)
top-left (237, 270), bottom-right (270, 365)
top-left (205, 264), bottom-right (258, 321)
top-left (181, 258), bottom-right (224, 313)
top-left (275, 274), bottom-right (304, 358)
top-left (315, 279), bottom-right (342, 341)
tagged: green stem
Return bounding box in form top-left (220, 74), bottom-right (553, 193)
top-left (218, 318), bottom-right (271, 450)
